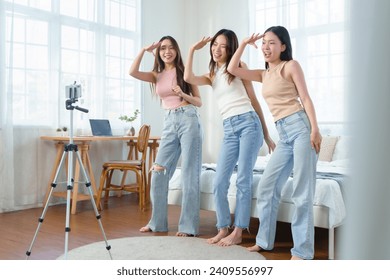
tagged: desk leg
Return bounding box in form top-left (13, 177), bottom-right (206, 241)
top-left (71, 144), bottom-right (97, 214)
top-left (84, 150), bottom-right (98, 198)
top-left (126, 140), bottom-right (137, 160)
top-left (43, 143), bottom-right (65, 206)
top-left (72, 153), bottom-right (81, 215)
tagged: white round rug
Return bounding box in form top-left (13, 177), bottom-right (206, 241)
top-left (58, 236), bottom-right (266, 260)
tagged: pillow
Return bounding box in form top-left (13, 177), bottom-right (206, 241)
top-left (318, 136), bottom-right (339, 162)
top-left (332, 136), bottom-right (351, 161)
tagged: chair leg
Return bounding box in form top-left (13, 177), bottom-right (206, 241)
top-left (104, 169), bottom-right (114, 205)
top-left (98, 167), bottom-right (147, 211)
top-left (118, 170), bottom-right (128, 197)
top-left (96, 168), bottom-right (108, 211)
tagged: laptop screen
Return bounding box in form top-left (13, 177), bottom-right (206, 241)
top-left (89, 119), bottom-right (113, 136)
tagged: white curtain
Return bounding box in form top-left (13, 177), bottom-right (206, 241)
top-left (0, 0), bottom-right (140, 213)
top-left (0, 1), bottom-right (49, 213)
top-left (0, 0), bottom-right (15, 212)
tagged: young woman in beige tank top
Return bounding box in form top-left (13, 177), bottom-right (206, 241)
top-left (228, 26), bottom-right (322, 260)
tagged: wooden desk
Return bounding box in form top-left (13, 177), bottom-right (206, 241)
top-left (41, 135), bottom-right (160, 214)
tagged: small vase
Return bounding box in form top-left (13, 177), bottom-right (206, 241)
top-left (126, 126), bottom-right (135, 136)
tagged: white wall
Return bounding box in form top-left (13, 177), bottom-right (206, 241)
top-left (140, 0), bottom-right (187, 139)
top-left (141, 0), bottom-right (251, 163)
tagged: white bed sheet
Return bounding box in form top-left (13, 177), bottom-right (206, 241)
top-left (168, 156), bottom-right (348, 228)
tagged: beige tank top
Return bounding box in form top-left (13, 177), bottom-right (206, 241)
top-left (262, 61), bottom-right (303, 122)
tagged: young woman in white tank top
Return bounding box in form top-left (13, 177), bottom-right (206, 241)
top-left (185, 29), bottom-right (275, 246)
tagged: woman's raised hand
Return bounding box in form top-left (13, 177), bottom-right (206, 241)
top-left (192, 36), bottom-right (212, 50)
top-left (144, 41), bottom-right (161, 53)
top-left (243, 33), bottom-right (264, 49)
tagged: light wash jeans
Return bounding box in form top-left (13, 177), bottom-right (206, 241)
top-left (213, 111), bottom-right (263, 229)
top-left (255, 110), bottom-right (318, 259)
top-left (146, 104), bottom-right (202, 235)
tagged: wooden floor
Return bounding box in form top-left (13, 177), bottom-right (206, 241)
top-left (0, 194), bottom-right (331, 260)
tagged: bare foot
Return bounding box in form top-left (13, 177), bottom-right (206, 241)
top-left (176, 232), bottom-right (195, 237)
top-left (218, 228), bottom-right (242, 246)
top-left (139, 226), bottom-right (152, 233)
top-left (290, 255), bottom-right (303, 260)
top-left (207, 228), bottom-right (229, 244)
top-left (247, 244), bottom-right (262, 252)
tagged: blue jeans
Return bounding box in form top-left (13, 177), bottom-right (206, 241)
top-left (213, 111), bottom-right (263, 229)
top-left (255, 110), bottom-right (317, 259)
top-left (146, 104), bottom-right (203, 235)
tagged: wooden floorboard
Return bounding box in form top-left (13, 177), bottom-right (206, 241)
top-left (0, 194), bottom-right (330, 260)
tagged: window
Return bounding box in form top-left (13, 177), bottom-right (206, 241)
top-left (250, 0), bottom-right (349, 124)
top-left (7, 15), bottom-right (50, 124)
top-left (4, 0), bottom-right (141, 128)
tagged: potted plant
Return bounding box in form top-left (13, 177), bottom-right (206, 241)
top-left (119, 109), bottom-right (140, 136)
top-left (56, 126), bottom-right (68, 136)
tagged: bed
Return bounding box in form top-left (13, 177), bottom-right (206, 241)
top-left (168, 136), bottom-right (350, 259)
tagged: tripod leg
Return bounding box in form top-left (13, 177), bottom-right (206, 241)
top-left (75, 150), bottom-right (113, 260)
top-left (63, 146), bottom-right (75, 260)
top-left (26, 150), bottom-right (68, 259)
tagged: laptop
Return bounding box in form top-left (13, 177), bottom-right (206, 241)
top-left (89, 119), bottom-right (113, 136)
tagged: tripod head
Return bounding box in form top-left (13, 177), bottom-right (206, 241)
top-left (65, 82), bottom-right (88, 113)
top-left (64, 82), bottom-right (89, 143)
top-left (65, 98), bottom-right (89, 113)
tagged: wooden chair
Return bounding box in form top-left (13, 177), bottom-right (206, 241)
top-left (96, 124), bottom-right (151, 211)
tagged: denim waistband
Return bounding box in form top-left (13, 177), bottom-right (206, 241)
top-left (275, 110), bottom-right (306, 125)
top-left (223, 110), bottom-right (256, 123)
top-left (166, 104), bottom-right (196, 114)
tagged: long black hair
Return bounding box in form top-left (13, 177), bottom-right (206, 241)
top-left (263, 26), bottom-right (293, 70)
top-left (152, 36), bottom-right (192, 95)
top-left (209, 29), bottom-right (239, 84)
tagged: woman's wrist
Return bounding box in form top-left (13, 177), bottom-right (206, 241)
top-left (311, 127), bottom-right (320, 134)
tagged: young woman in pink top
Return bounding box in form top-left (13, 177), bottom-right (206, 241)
top-left (228, 26), bottom-right (322, 259)
top-left (129, 36), bottom-right (203, 237)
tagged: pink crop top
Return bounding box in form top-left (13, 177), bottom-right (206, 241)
top-left (155, 68), bottom-right (183, 109)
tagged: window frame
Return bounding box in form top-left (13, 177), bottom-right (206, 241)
top-left (3, 0), bottom-right (141, 129)
top-left (249, 0), bottom-right (349, 124)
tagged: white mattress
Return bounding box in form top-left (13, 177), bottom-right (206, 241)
top-left (168, 156), bottom-right (348, 228)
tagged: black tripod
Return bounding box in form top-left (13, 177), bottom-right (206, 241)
top-left (26, 98), bottom-right (112, 260)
